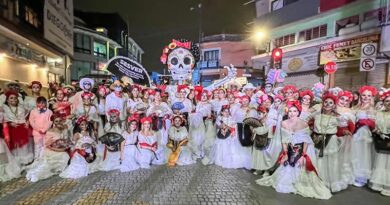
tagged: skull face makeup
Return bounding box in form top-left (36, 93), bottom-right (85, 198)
top-left (167, 48), bottom-right (195, 81)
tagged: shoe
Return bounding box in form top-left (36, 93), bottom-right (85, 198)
top-left (381, 190), bottom-right (390, 196)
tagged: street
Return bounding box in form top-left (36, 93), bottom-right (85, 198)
top-left (0, 162), bottom-right (388, 205)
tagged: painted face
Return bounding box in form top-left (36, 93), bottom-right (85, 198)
top-left (109, 114), bottom-right (118, 123)
top-left (245, 89), bottom-right (254, 97)
top-left (285, 89), bottom-right (294, 101)
top-left (37, 102), bottom-right (46, 109)
top-left (31, 84), bottom-right (41, 93)
top-left (174, 117), bottom-right (182, 127)
top-left (338, 96), bottom-right (350, 107)
top-left (274, 98), bottom-right (282, 106)
top-left (301, 95), bottom-right (311, 105)
top-left (132, 88), bottom-right (139, 97)
top-left (167, 48), bottom-right (195, 81)
top-left (221, 108), bottom-right (229, 117)
top-left (129, 121), bottom-right (138, 131)
top-left (179, 89), bottom-right (187, 98)
top-left (201, 92), bottom-right (208, 102)
top-left (114, 86), bottom-right (122, 92)
top-left (262, 99), bottom-right (272, 109)
top-left (98, 89), bottom-right (106, 97)
top-left (83, 82), bottom-right (92, 90)
top-left (323, 98), bottom-right (336, 111)
top-left (82, 96), bottom-right (91, 105)
top-left (361, 90), bottom-right (372, 104)
top-left (53, 117), bottom-right (65, 129)
top-left (265, 84), bottom-right (273, 93)
top-left (79, 121), bottom-right (88, 131)
top-left (8, 84), bottom-right (20, 92)
top-left (384, 97), bottom-right (390, 111)
top-left (288, 106), bottom-right (299, 119)
top-left (7, 94), bottom-right (18, 106)
top-left (56, 90), bottom-right (64, 101)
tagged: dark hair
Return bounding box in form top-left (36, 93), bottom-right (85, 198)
top-left (73, 121), bottom-right (94, 137)
top-left (36, 96), bottom-right (47, 104)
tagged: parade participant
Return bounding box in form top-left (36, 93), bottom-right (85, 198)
top-left (256, 100), bottom-right (331, 200)
top-left (227, 80), bottom-right (241, 94)
top-left (264, 83), bottom-right (274, 97)
top-left (60, 116), bottom-right (97, 179)
top-left (204, 105), bottom-right (250, 168)
top-left (136, 117), bottom-right (158, 168)
top-left (352, 91), bottom-right (360, 108)
top-left (174, 85), bottom-right (193, 114)
top-left (311, 93), bottom-right (347, 192)
top-left (299, 90), bottom-right (315, 122)
top-left (171, 102), bottom-right (185, 120)
top-left (282, 85), bottom-right (298, 103)
top-left (195, 90), bottom-right (214, 159)
top-left (257, 94), bottom-right (273, 111)
top-left (64, 85), bottom-right (76, 100)
top-left (105, 80), bottom-right (126, 121)
top-left (141, 88), bottom-right (151, 104)
top-left (0, 106), bottom-right (21, 182)
top-left (69, 78), bottom-right (96, 111)
top-left (2, 91), bottom-right (33, 167)
top-left (0, 81), bottom-right (24, 106)
top-left (24, 81), bottom-right (43, 112)
top-left (100, 109), bottom-right (124, 171)
top-left (370, 89), bottom-right (390, 196)
top-left (351, 86), bottom-right (377, 187)
top-left (242, 83), bottom-right (257, 106)
top-left (336, 90), bottom-right (356, 187)
top-left (187, 88), bottom-right (197, 109)
top-left (167, 115), bottom-right (195, 166)
top-left (26, 114), bottom-right (71, 182)
top-left (28, 97), bottom-right (53, 161)
top-left (96, 85), bottom-right (110, 127)
top-left (226, 91), bottom-right (240, 114)
top-left (120, 115), bottom-right (140, 172)
top-left (251, 106), bottom-right (272, 175)
top-left (125, 84), bottom-right (144, 117)
top-left (48, 88), bottom-right (67, 111)
top-left (216, 88), bottom-right (229, 115)
top-left (72, 92), bottom-right (101, 137)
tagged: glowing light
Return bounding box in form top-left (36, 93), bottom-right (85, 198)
top-left (0, 53), bottom-right (6, 61)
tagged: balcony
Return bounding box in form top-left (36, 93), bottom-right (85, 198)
top-left (197, 60), bottom-right (220, 69)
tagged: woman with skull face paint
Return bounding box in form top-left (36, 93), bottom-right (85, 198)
top-left (299, 90), bottom-right (315, 122)
top-left (60, 116), bottom-right (97, 179)
top-left (2, 91), bottom-right (33, 167)
top-left (69, 78), bottom-right (97, 112)
top-left (100, 109), bottom-right (124, 172)
top-left (336, 90), bottom-right (356, 187)
top-left (26, 113), bottom-right (71, 182)
top-left (311, 93), bottom-right (349, 192)
top-left (105, 80), bottom-right (126, 122)
top-left (24, 81), bottom-right (43, 112)
top-left (369, 89), bottom-right (390, 196)
top-left (351, 86), bottom-right (377, 187)
top-left (256, 100), bottom-right (332, 200)
top-left (119, 115), bottom-right (140, 172)
top-left (72, 92), bottom-right (102, 138)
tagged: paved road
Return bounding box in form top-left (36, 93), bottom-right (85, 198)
top-left (0, 162), bottom-right (388, 205)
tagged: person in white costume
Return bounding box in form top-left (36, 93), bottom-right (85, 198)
top-left (24, 81), bottom-right (43, 112)
top-left (136, 117), bottom-right (158, 168)
top-left (120, 115), bottom-right (140, 172)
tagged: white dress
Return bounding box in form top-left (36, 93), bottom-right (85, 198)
top-left (251, 105), bottom-right (283, 171)
top-left (313, 113), bottom-right (346, 192)
top-left (136, 133), bottom-right (158, 168)
top-left (100, 123), bottom-right (123, 171)
top-left (369, 111), bottom-right (390, 196)
top-left (351, 110), bottom-right (375, 185)
top-left (168, 126), bottom-right (196, 165)
top-left (120, 131), bottom-right (140, 172)
top-left (205, 116), bottom-right (251, 169)
top-left (26, 129), bottom-right (70, 182)
top-left (189, 101), bottom-right (211, 158)
top-left (105, 92), bottom-right (126, 120)
top-left (256, 127), bottom-right (332, 200)
top-left (0, 138), bottom-right (21, 182)
top-left (60, 135), bottom-right (95, 179)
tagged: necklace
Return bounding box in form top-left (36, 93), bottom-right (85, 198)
top-left (9, 105), bottom-right (18, 117)
top-left (83, 105), bottom-right (91, 115)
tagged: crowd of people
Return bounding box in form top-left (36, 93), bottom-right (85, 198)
top-left (0, 77), bottom-right (389, 200)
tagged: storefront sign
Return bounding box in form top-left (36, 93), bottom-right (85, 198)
top-left (105, 56), bottom-right (151, 86)
top-left (44, 0), bottom-right (74, 56)
top-left (319, 34), bottom-right (380, 65)
top-left (324, 61), bottom-right (337, 74)
top-left (281, 47), bottom-right (319, 73)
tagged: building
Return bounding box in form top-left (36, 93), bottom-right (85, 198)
top-left (252, 0), bottom-right (390, 90)
top-left (0, 0), bottom-right (73, 92)
top-left (198, 34), bottom-right (261, 86)
top-left (71, 11), bottom-right (143, 83)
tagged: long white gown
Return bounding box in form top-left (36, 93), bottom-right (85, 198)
top-left (100, 123), bottom-right (123, 171)
top-left (189, 101), bottom-right (212, 158)
top-left (120, 131), bottom-right (140, 172)
top-left (256, 127), bottom-right (332, 200)
top-left (369, 111), bottom-right (390, 196)
top-left (136, 133), bottom-right (158, 168)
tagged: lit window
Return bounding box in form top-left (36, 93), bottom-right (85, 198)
top-left (93, 41), bottom-right (107, 58)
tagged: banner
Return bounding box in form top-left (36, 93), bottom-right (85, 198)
top-left (319, 34), bottom-right (380, 65)
top-left (44, 0), bottom-right (74, 56)
top-left (105, 56), bottom-right (151, 87)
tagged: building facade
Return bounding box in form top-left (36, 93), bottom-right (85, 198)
top-left (252, 0), bottom-right (390, 90)
top-left (0, 0), bottom-right (73, 92)
top-left (198, 34), bottom-right (261, 86)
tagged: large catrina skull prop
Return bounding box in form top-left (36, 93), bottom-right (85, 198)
top-left (167, 48), bottom-right (195, 81)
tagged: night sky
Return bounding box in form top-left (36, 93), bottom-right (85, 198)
top-left (74, 0), bottom-right (255, 72)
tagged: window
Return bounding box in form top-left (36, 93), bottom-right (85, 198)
top-left (336, 15), bottom-right (359, 33)
top-left (298, 24), bottom-right (327, 42)
top-left (271, 0), bottom-right (284, 11)
top-left (109, 47), bottom-right (115, 59)
top-left (71, 61), bottom-right (92, 80)
top-left (74, 34), bottom-right (91, 54)
top-left (274, 33), bottom-right (295, 47)
top-left (93, 41), bottom-right (107, 58)
top-left (203, 49), bottom-right (219, 61)
top-left (24, 6), bottom-right (38, 27)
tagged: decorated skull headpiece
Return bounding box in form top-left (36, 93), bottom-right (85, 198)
top-left (160, 39), bottom-right (200, 81)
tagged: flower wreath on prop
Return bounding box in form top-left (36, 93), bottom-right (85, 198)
top-left (160, 39), bottom-right (200, 81)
